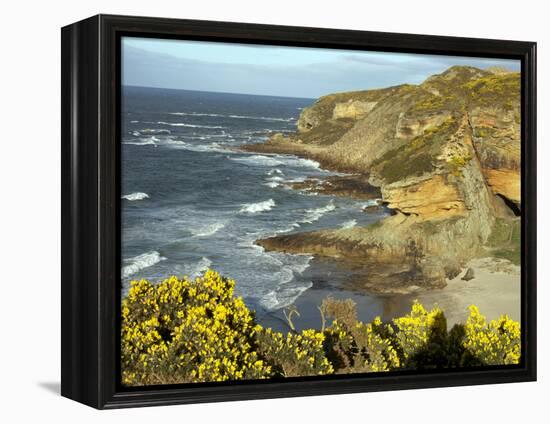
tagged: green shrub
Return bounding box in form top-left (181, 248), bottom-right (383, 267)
top-left (121, 270), bottom-right (521, 386)
top-left (255, 328), bottom-right (333, 377)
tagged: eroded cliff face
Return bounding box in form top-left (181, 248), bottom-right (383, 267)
top-left (251, 66), bottom-right (521, 293)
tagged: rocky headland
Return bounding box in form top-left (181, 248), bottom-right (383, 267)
top-left (244, 66), bottom-right (521, 294)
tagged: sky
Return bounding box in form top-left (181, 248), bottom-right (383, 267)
top-left (122, 36), bottom-right (520, 99)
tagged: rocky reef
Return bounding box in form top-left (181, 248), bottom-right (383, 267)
top-left (245, 66), bottom-right (521, 294)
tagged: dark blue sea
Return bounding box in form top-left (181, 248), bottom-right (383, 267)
top-left (121, 86), bottom-right (387, 322)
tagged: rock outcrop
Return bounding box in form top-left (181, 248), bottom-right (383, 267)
top-left (332, 100), bottom-right (378, 120)
top-left (245, 66), bottom-right (521, 293)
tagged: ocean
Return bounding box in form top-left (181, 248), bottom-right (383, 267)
top-left (121, 86), bottom-right (388, 324)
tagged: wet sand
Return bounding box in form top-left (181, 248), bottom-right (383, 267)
top-left (259, 256), bottom-right (521, 332)
top-left (259, 256), bottom-right (418, 333)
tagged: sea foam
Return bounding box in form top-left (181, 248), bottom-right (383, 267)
top-left (362, 198), bottom-right (383, 208)
top-left (122, 251), bottom-right (166, 279)
top-left (300, 201), bottom-right (336, 224)
top-left (156, 121), bottom-right (224, 129)
top-left (122, 136), bottom-right (159, 146)
top-left (191, 222), bottom-right (226, 237)
top-left (163, 139), bottom-right (232, 153)
top-left (169, 112), bottom-right (295, 122)
top-left (230, 155), bottom-right (284, 167)
top-left (122, 192), bottom-right (149, 201)
top-left (279, 157), bottom-right (321, 169)
top-left (263, 175), bottom-right (285, 188)
top-left (340, 219), bottom-right (357, 229)
top-left (239, 199), bottom-right (276, 214)
top-left (184, 257), bottom-right (212, 278)
top-left (260, 281), bottom-right (313, 311)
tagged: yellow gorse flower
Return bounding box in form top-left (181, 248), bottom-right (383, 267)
top-left (121, 270), bottom-right (521, 386)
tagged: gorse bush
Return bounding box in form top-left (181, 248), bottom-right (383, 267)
top-left (122, 270), bottom-right (521, 386)
top-left (463, 305), bottom-right (521, 365)
top-left (122, 271), bottom-right (271, 385)
top-left (255, 328), bottom-right (333, 377)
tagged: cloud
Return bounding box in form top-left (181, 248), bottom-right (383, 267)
top-left (122, 42), bottom-right (520, 98)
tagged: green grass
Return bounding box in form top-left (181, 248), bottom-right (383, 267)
top-left (378, 153), bottom-right (435, 183)
top-left (372, 117), bottom-right (459, 184)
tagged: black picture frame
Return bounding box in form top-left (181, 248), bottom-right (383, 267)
top-left (61, 14), bottom-right (537, 409)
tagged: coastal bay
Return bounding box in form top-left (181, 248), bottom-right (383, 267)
top-left (121, 65), bottom-right (521, 333)
top-left (242, 65), bottom-right (521, 331)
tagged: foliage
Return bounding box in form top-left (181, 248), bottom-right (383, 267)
top-left (255, 328), bottom-right (333, 377)
top-left (121, 270), bottom-right (271, 386)
top-left (447, 151), bottom-right (473, 176)
top-left (121, 270), bottom-right (521, 386)
top-left (393, 302), bottom-right (449, 368)
top-left (371, 117), bottom-right (458, 183)
top-left (462, 305), bottom-right (521, 365)
top-left (463, 73), bottom-right (520, 109)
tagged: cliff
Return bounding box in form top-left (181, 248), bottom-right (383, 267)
top-left (246, 66), bottom-right (521, 293)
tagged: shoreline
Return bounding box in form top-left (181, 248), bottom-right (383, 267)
top-left (240, 141), bottom-right (520, 329)
top-left (242, 140), bottom-right (451, 294)
top-left (415, 257), bottom-right (520, 326)
top-left (258, 256), bottom-right (520, 332)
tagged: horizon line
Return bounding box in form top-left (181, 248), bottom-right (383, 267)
top-left (122, 84), bottom-right (316, 100)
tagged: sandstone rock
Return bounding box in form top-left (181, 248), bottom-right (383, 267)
top-left (246, 66), bottom-right (520, 293)
top-left (290, 175), bottom-right (381, 200)
top-left (332, 100), bottom-right (377, 120)
top-left (297, 106), bottom-right (322, 133)
top-left (484, 168), bottom-right (521, 208)
top-left (395, 111), bottom-right (453, 139)
top-left (269, 133), bottom-right (288, 144)
top-left (382, 175), bottom-right (466, 220)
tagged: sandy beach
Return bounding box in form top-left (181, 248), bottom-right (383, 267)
top-left (260, 256), bottom-right (520, 332)
top-left (416, 257), bottom-right (521, 326)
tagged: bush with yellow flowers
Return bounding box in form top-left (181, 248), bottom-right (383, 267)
top-left (461, 305), bottom-right (521, 366)
top-left (255, 328), bottom-right (333, 377)
top-left (121, 270), bottom-right (271, 385)
top-left (392, 302), bottom-right (450, 369)
top-left (121, 269), bottom-right (521, 386)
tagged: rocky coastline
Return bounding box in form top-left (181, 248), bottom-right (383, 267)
top-left (243, 66), bottom-right (521, 294)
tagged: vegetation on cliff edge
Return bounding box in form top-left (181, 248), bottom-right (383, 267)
top-left (122, 269), bottom-right (521, 386)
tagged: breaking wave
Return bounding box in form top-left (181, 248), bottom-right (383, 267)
top-left (184, 257), bottom-right (212, 278)
top-left (165, 140), bottom-right (233, 153)
top-left (169, 112), bottom-right (295, 122)
top-left (122, 136), bottom-right (159, 146)
top-left (132, 128), bottom-right (171, 136)
top-left (230, 155), bottom-right (284, 167)
top-left (239, 199), bottom-right (276, 214)
top-left (230, 154), bottom-right (320, 170)
top-left (362, 199), bottom-right (383, 208)
top-left (260, 281), bottom-right (313, 311)
top-left (340, 219), bottom-right (357, 229)
top-left (122, 251), bottom-right (166, 279)
top-left (191, 222), bottom-right (226, 237)
top-left (156, 121), bottom-right (224, 129)
top-left (300, 201), bottom-right (336, 224)
top-left (122, 192), bottom-right (149, 201)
